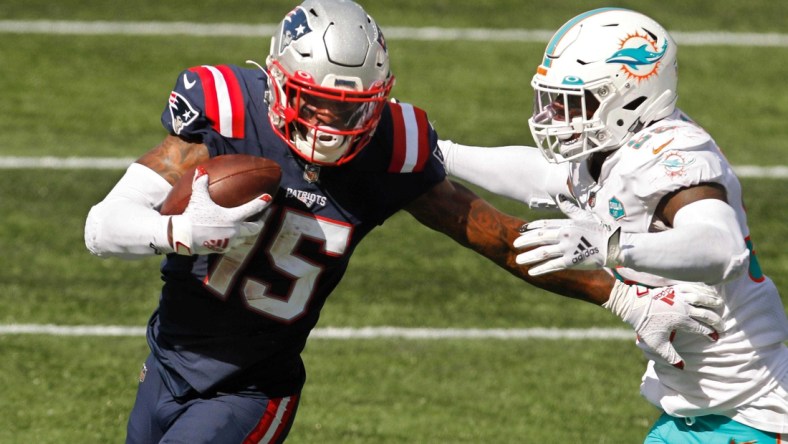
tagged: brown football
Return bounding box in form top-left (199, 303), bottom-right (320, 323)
top-left (159, 154), bottom-right (282, 215)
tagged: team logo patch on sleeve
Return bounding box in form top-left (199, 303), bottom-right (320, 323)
top-left (168, 92), bottom-right (199, 135)
top-left (660, 151), bottom-right (696, 178)
top-left (608, 197), bottom-right (625, 220)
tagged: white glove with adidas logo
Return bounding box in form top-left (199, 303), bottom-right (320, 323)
top-left (514, 195), bottom-right (621, 276)
top-left (515, 195), bottom-right (725, 367)
top-left (169, 167), bottom-right (272, 255)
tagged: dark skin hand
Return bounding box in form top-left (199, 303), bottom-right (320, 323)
top-left (139, 134), bottom-right (617, 305)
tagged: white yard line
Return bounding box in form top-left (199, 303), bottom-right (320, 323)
top-left (0, 21), bottom-right (779, 352)
top-left (0, 156), bottom-right (784, 179)
top-left (1, 21), bottom-right (784, 177)
top-left (0, 156), bottom-right (136, 170)
top-left (0, 323), bottom-right (634, 340)
top-left (1, 20), bottom-right (788, 47)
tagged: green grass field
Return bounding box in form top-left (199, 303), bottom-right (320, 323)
top-left (1, 1), bottom-right (787, 442)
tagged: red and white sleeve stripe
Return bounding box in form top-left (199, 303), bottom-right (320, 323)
top-left (189, 65), bottom-right (246, 139)
top-left (388, 102), bottom-right (431, 173)
top-left (243, 394), bottom-right (299, 444)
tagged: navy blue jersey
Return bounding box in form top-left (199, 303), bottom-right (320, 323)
top-left (153, 64), bottom-right (446, 398)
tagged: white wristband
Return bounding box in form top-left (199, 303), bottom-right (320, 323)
top-left (169, 215), bottom-right (194, 255)
top-left (602, 279), bottom-right (638, 320)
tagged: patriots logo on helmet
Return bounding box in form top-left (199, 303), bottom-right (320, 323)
top-left (375, 24), bottom-right (388, 52)
top-left (168, 92), bottom-right (198, 135)
top-left (279, 7), bottom-right (313, 54)
top-left (606, 32), bottom-right (668, 82)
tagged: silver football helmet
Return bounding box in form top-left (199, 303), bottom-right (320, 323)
top-left (265, 0), bottom-right (394, 165)
top-left (528, 8), bottom-right (678, 163)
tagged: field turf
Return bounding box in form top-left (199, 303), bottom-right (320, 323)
top-left (1, 1), bottom-right (786, 442)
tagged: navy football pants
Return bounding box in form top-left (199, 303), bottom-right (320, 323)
top-left (126, 355), bottom-right (300, 444)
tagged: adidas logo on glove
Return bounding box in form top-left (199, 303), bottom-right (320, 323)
top-left (572, 236), bottom-right (600, 264)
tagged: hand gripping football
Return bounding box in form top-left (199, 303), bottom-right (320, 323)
top-left (160, 154), bottom-right (282, 215)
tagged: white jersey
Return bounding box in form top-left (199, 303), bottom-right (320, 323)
top-left (565, 109), bottom-right (788, 433)
top-left (440, 109), bottom-right (788, 433)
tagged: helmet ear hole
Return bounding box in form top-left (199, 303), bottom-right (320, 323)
top-left (623, 96), bottom-right (647, 110)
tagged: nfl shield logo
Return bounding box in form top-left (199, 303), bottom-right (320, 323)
top-left (303, 164), bottom-right (320, 183)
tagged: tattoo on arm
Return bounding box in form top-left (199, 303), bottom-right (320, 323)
top-left (409, 180), bottom-right (614, 304)
top-left (136, 135), bottom-right (210, 185)
top-left (465, 198), bottom-right (615, 303)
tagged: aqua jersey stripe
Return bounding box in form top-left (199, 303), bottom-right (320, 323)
top-left (543, 7), bottom-right (628, 68)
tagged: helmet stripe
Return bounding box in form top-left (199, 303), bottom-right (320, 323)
top-left (543, 7), bottom-right (627, 68)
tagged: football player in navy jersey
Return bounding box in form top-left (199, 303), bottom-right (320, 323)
top-left (84, 1), bottom-right (725, 442)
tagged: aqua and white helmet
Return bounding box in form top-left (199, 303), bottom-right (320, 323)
top-left (528, 8), bottom-right (678, 163)
top-left (265, 0), bottom-right (394, 166)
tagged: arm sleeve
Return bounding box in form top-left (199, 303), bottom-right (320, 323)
top-left (438, 140), bottom-right (568, 209)
top-left (84, 163), bottom-right (174, 259)
top-left (617, 198), bottom-right (749, 284)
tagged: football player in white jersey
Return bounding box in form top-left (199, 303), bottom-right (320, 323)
top-left (439, 8), bottom-right (788, 443)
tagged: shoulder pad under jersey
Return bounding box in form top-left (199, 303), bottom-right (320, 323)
top-left (617, 117), bottom-right (728, 197)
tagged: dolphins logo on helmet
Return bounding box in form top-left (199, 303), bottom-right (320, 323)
top-left (606, 33), bottom-right (668, 82)
top-left (527, 8), bottom-right (679, 163)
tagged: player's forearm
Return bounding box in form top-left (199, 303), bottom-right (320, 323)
top-left (84, 163), bottom-right (173, 258)
top-left (408, 179), bottom-right (614, 304)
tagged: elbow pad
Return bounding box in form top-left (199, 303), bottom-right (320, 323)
top-left (619, 199), bottom-right (749, 284)
top-left (84, 163), bottom-right (173, 258)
